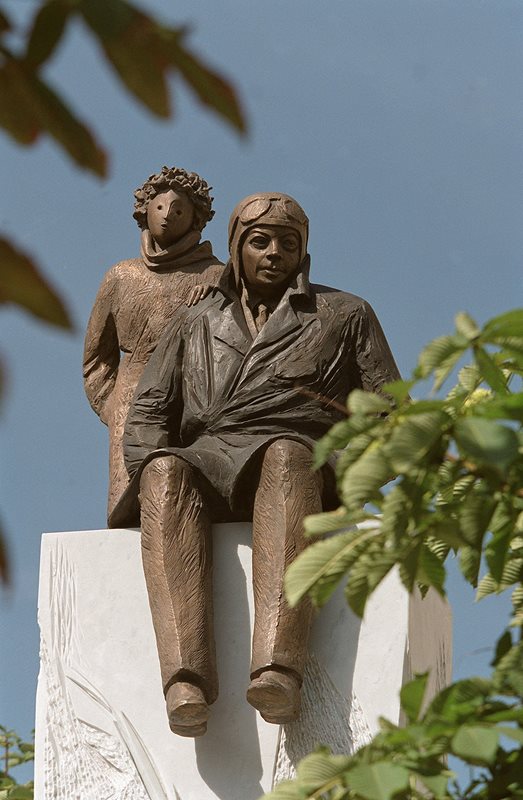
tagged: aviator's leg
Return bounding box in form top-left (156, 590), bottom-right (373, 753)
top-left (139, 455), bottom-right (217, 736)
top-left (248, 439), bottom-right (323, 723)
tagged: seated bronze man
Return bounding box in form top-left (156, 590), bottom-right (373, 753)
top-left (110, 193), bottom-right (400, 737)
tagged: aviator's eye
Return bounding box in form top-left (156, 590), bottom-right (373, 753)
top-left (176, 210), bottom-right (182, 216)
top-left (249, 236), bottom-right (269, 248)
top-left (282, 236), bottom-right (299, 251)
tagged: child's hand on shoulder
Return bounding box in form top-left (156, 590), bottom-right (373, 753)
top-left (186, 284), bottom-right (211, 306)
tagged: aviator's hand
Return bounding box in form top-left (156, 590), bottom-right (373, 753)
top-left (186, 284), bottom-right (211, 306)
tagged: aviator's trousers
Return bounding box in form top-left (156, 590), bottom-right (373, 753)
top-left (138, 438), bottom-right (323, 704)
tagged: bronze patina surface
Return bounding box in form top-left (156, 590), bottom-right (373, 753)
top-left (107, 192), bottom-right (400, 735)
top-left (83, 166), bottom-right (223, 521)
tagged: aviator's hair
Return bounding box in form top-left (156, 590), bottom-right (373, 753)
top-left (133, 165), bottom-right (215, 232)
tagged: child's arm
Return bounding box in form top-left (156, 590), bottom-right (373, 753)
top-left (83, 268), bottom-right (120, 425)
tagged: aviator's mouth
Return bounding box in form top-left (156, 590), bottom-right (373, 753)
top-left (258, 265), bottom-right (285, 274)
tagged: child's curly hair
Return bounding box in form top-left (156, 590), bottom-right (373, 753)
top-left (133, 165), bottom-right (215, 232)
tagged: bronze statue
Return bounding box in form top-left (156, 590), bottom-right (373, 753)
top-left (108, 192), bottom-right (400, 737)
top-left (83, 166), bottom-right (223, 520)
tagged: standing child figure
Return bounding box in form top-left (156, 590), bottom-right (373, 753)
top-left (83, 166), bottom-right (223, 523)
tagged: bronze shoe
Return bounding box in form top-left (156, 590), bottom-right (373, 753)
top-left (246, 669), bottom-right (301, 724)
top-left (166, 682), bottom-right (209, 737)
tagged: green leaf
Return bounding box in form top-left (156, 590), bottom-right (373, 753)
top-left (79, 0), bottom-right (170, 116)
top-left (5, 787), bottom-right (33, 799)
top-left (402, 399), bottom-right (447, 415)
top-left (78, 0), bottom-right (245, 132)
top-left (385, 411), bottom-right (449, 473)
top-left (345, 551), bottom-right (397, 617)
top-left (454, 417), bottom-right (519, 471)
top-left (158, 30), bottom-right (247, 133)
top-left (459, 488), bottom-right (495, 548)
top-left (458, 363), bottom-right (481, 392)
top-left (297, 751), bottom-right (352, 792)
top-left (261, 782), bottom-right (302, 800)
top-left (0, 238), bottom-right (72, 329)
top-left (418, 773), bottom-right (450, 798)
top-left (0, 54), bottom-right (106, 176)
top-left (314, 419), bottom-right (354, 468)
top-left (455, 311), bottom-right (480, 341)
top-left (485, 525), bottom-right (512, 583)
top-left (429, 518), bottom-right (465, 550)
top-left (496, 726), bottom-right (523, 744)
top-left (348, 389), bottom-right (390, 415)
top-left (491, 631), bottom-right (512, 667)
top-left (428, 679), bottom-right (491, 721)
top-left (30, 71), bottom-right (107, 177)
top-left (400, 673), bottom-right (429, 723)
top-left (418, 544), bottom-right (446, 593)
top-left (460, 545), bottom-right (481, 586)
top-left (0, 9), bottom-right (10, 32)
top-left (474, 346), bottom-right (508, 395)
top-left (334, 432), bottom-right (376, 479)
top-left (284, 527), bottom-right (379, 608)
top-left (340, 447), bottom-right (391, 509)
top-left (476, 572), bottom-right (498, 601)
top-left (382, 378), bottom-right (415, 404)
top-left (451, 725), bottom-right (499, 765)
top-left (483, 559), bottom-right (523, 598)
top-left (303, 507), bottom-right (369, 537)
top-left (346, 762), bottom-right (410, 800)
top-left (416, 334), bottom-right (468, 379)
top-left (344, 562), bottom-right (371, 618)
top-left (25, 0), bottom-right (71, 68)
top-left (497, 337), bottom-right (523, 363)
top-left (426, 536), bottom-right (451, 561)
top-left (482, 309), bottom-right (523, 340)
top-left (500, 558), bottom-right (523, 587)
top-left (399, 540), bottom-right (422, 592)
top-left (0, 60), bottom-right (40, 144)
top-left (380, 483), bottom-right (411, 538)
top-left (475, 394), bottom-right (523, 423)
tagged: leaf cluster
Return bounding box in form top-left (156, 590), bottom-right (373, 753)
top-left (286, 310), bottom-right (523, 619)
top-left (0, 726), bottom-right (34, 800)
top-left (263, 665), bottom-right (523, 800)
top-left (0, 0), bottom-right (245, 175)
top-left (275, 309), bottom-right (523, 800)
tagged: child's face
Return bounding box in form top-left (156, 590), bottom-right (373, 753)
top-left (147, 189), bottom-right (194, 248)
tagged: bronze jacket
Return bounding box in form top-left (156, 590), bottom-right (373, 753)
top-left (109, 259), bottom-right (400, 526)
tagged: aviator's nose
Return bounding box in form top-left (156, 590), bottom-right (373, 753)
top-left (266, 239), bottom-right (283, 261)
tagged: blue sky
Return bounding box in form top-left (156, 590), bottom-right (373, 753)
top-left (0, 0), bottom-right (522, 772)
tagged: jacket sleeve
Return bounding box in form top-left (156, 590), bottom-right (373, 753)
top-left (123, 318), bottom-right (185, 477)
top-left (83, 268), bottom-right (120, 425)
top-left (352, 301), bottom-right (401, 393)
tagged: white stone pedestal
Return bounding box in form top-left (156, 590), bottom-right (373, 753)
top-left (35, 527), bottom-right (451, 800)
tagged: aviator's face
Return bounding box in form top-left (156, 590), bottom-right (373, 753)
top-left (240, 225), bottom-right (301, 298)
top-left (146, 189), bottom-right (194, 248)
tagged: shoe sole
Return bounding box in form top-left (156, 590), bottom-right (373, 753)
top-left (246, 682), bottom-right (299, 724)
